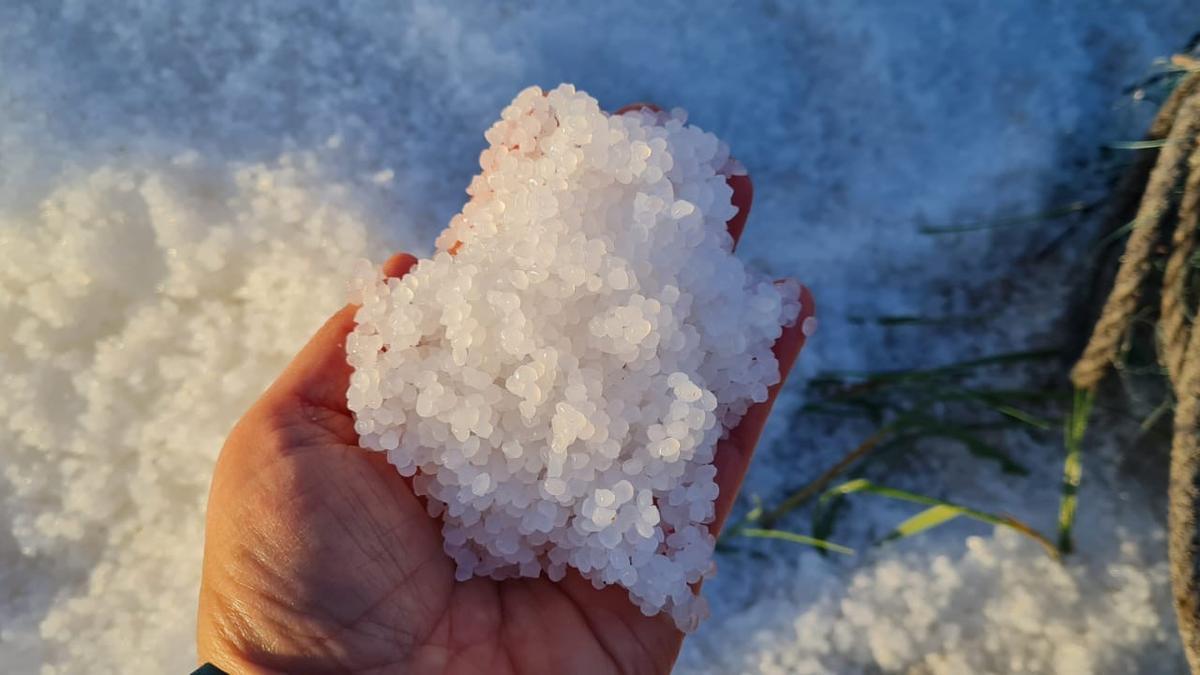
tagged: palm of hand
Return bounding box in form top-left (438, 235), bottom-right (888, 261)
top-left (199, 171), bottom-right (812, 674)
top-left (198, 346), bottom-right (681, 674)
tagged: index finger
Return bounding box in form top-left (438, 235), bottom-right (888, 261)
top-left (711, 285), bottom-right (816, 534)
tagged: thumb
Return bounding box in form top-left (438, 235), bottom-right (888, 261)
top-left (262, 252), bottom-right (419, 413)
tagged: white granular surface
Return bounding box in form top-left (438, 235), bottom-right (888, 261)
top-left (346, 85), bottom-right (800, 630)
top-left (0, 149), bottom-right (394, 673)
top-left (1, 2), bottom-right (1193, 673)
top-left (679, 526), bottom-right (1179, 674)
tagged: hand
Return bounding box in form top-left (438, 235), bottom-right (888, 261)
top-left (197, 114), bottom-right (815, 675)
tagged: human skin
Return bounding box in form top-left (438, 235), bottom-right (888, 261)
top-left (197, 106), bottom-right (815, 675)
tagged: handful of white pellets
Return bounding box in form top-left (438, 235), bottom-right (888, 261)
top-left (346, 84), bottom-right (800, 631)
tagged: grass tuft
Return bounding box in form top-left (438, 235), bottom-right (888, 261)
top-left (743, 348), bottom-right (1065, 550)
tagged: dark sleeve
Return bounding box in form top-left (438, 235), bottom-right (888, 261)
top-left (191, 665), bottom-right (229, 675)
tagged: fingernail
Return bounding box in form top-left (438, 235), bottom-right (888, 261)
top-left (615, 102), bottom-right (662, 115)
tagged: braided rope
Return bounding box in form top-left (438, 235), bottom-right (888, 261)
top-left (1071, 86), bottom-right (1200, 390)
top-left (1071, 73), bottom-right (1200, 672)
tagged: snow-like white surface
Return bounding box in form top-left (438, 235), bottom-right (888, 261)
top-left (0, 1), bottom-right (1193, 673)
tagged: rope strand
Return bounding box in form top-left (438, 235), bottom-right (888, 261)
top-left (1161, 143), bottom-right (1200, 385)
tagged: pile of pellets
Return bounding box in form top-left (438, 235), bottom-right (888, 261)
top-left (347, 85), bottom-right (799, 630)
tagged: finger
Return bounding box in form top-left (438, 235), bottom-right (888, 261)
top-left (710, 284), bottom-right (816, 533)
top-left (382, 251), bottom-right (420, 278)
top-left (262, 252), bottom-right (419, 413)
top-left (726, 174), bottom-right (752, 249)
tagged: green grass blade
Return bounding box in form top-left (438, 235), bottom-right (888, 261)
top-left (823, 479), bottom-right (1059, 559)
top-left (886, 504), bottom-right (964, 541)
top-left (914, 348), bottom-right (1062, 376)
top-left (760, 428), bottom-right (896, 527)
top-left (935, 429), bottom-right (1029, 475)
top-left (982, 402), bottom-right (1053, 429)
top-left (1057, 387), bottom-right (1095, 554)
top-left (812, 492), bottom-right (847, 547)
top-left (1090, 220), bottom-right (1136, 255)
top-left (801, 398), bottom-right (888, 424)
top-left (891, 416), bottom-right (1030, 475)
top-left (737, 528), bottom-right (855, 555)
top-left (920, 201), bottom-right (1095, 235)
top-left (815, 348), bottom-right (1060, 388)
top-left (846, 314), bottom-right (981, 326)
top-left (930, 387), bottom-right (1059, 430)
top-left (823, 478), bottom-right (912, 501)
top-left (1140, 396), bottom-right (1173, 432)
top-left (1104, 139), bottom-right (1168, 150)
